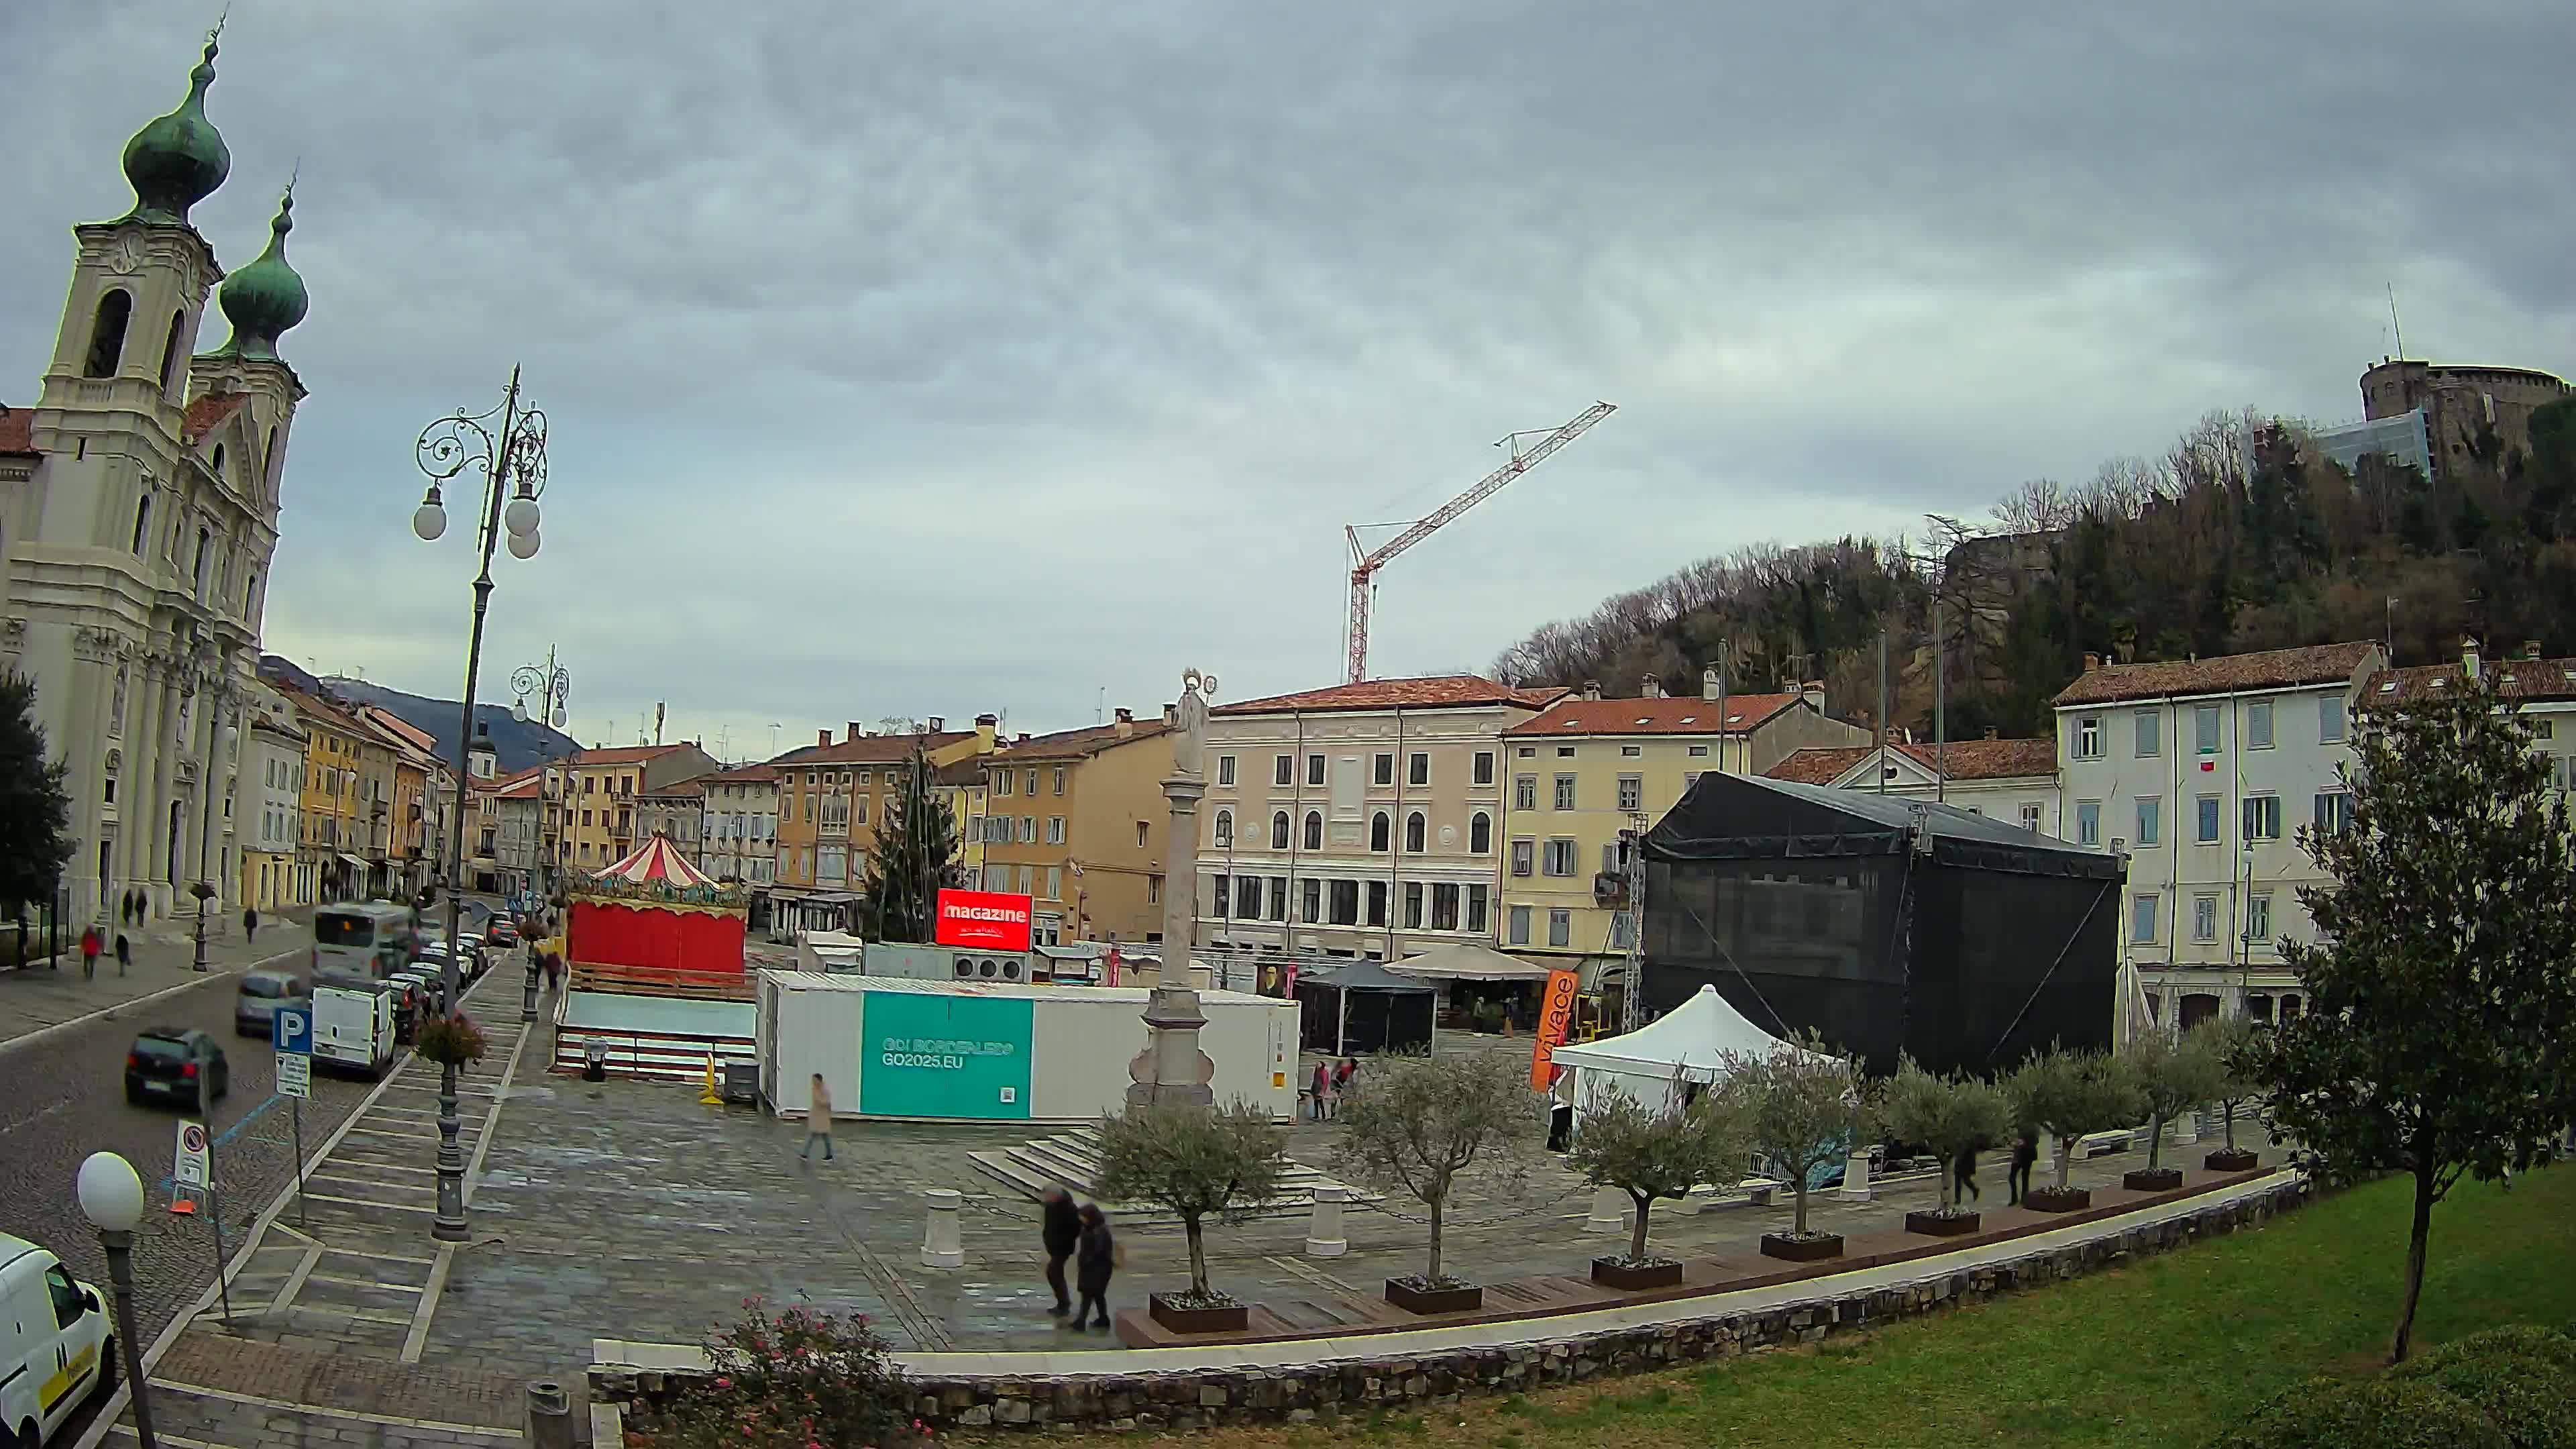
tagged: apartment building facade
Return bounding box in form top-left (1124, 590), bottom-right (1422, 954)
top-left (976, 710), bottom-right (1173, 947)
top-left (2375, 641), bottom-right (2576, 791)
top-left (769, 718), bottom-right (996, 936)
top-left (559, 741), bottom-right (719, 875)
top-left (698, 763), bottom-right (781, 888)
top-left (1765, 733), bottom-right (2061, 835)
top-left (1497, 676), bottom-right (1870, 973)
top-left (282, 687), bottom-right (386, 902)
top-left (934, 759), bottom-right (989, 890)
top-left (1196, 676), bottom-right (1560, 967)
top-left (238, 681), bottom-right (305, 911)
top-left (2053, 642), bottom-right (2383, 1030)
top-left (633, 777), bottom-right (707, 864)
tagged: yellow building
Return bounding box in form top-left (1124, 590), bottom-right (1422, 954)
top-left (770, 716), bottom-right (996, 936)
top-left (558, 741), bottom-right (720, 876)
top-left (976, 710), bottom-right (1171, 946)
top-left (1497, 679), bottom-right (1868, 974)
top-left (933, 757), bottom-right (990, 890)
top-left (281, 686), bottom-right (376, 902)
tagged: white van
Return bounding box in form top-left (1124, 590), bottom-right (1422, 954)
top-left (311, 981), bottom-right (397, 1079)
top-left (1, 1234), bottom-right (113, 1446)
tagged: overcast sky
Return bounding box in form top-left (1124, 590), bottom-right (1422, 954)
top-left (7, 1), bottom-right (2570, 757)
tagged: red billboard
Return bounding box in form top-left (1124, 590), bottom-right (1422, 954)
top-left (934, 888), bottom-right (1034, 952)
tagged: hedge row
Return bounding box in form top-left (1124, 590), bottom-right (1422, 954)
top-left (2208, 1324), bottom-right (2576, 1448)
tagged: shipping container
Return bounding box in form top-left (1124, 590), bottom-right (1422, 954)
top-left (754, 973), bottom-right (1297, 1123)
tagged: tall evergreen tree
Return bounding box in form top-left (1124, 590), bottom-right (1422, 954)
top-left (858, 743), bottom-right (961, 943)
top-left (2255, 665), bottom-right (2576, 1364)
top-left (0, 669), bottom-right (75, 940)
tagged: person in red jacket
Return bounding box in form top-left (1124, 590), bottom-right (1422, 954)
top-left (79, 926), bottom-right (102, 977)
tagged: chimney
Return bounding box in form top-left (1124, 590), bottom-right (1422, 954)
top-left (2083, 652), bottom-right (2102, 672)
top-left (1114, 707), bottom-right (1134, 738)
top-left (817, 729), bottom-right (832, 748)
top-left (1582, 680), bottom-right (1603, 702)
top-left (1701, 666), bottom-right (1721, 702)
top-left (1641, 674), bottom-right (1664, 698)
top-left (2523, 640), bottom-right (2544, 661)
top-left (1984, 727), bottom-right (1998, 740)
top-left (975, 712), bottom-right (998, 749)
top-left (928, 716), bottom-right (946, 733)
top-left (1801, 680), bottom-right (1825, 712)
top-left (1163, 702), bottom-right (1178, 726)
top-left (1016, 733), bottom-right (1031, 745)
top-left (848, 720), bottom-right (864, 741)
top-left (2463, 636), bottom-right (2481, 681)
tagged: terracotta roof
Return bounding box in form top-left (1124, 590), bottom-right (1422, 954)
top-left (2370, 655), bottom-right (2576, 705)
top-left (702, 763), bottom-right (780, 784)
top-left (476, 767), bottom-right (545, 800)
top-left (357, 706), bottom-right (439, 758)
top-left (637, 778), bottom-right (707, 798)
top-left (994, 718), bottom-right (1171, 761)
top-left (2052, 643), bottom-right (2381, 707)
top-left (769, 731), bottom-right (974, 767)
top-left (572, 743), bottom-right (689, 767)
top-left (1214, 676), bottom-right (1564, 716)
top-left (182, 392), bottom-right (250, 446)
top-left (1766, 737), bottom-right (2059, 786)
top-left (932, 759), bottom-right (987, 788)
top-left (1503, 693), bottom-right (1804, 737)
top-left (277, 684), bottom-right (370, 738)
top-left (0, 405), bottom-right (36, 458)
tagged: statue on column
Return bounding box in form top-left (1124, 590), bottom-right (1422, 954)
top-left (1133, 666), bottom-right (1220, 1109)
top-left (1171, 667), bottom-right (1215, 780)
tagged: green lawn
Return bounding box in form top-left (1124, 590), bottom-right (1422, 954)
top-left (1152, 1166), bottom-right (2576, 1449)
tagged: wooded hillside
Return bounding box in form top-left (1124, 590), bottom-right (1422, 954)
top-left (1491, 399), bottom-right (2576, 739)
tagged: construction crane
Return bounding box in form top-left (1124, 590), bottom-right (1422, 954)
top-left (1343, 400), bottom-right (1616, 684)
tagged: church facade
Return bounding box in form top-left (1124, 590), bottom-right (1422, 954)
top-left (0, 29), bottom-right (311, 928)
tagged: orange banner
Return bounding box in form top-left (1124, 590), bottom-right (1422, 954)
top-left (1529, 968), bottom-right (1582, 1089)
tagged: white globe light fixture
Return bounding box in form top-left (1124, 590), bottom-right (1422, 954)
top-left (412, 486), bottom-right (448, 542)
top-left (77, 1150), bottom-right (144, 1232)
top-left (513, 698), bottom-right (530, 723)
top-left (504, 492), bottom-right (541, 539)
top-left (506, 527), bottom-right (540, 561)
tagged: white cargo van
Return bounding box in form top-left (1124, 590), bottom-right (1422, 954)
top-left (1, 1234), bottom-right (113, 1446)
top-left (311, 981), bottom-right (396, 1079)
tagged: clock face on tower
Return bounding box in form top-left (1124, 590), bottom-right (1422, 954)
top-left (109, 232), bottom-right (146, 276)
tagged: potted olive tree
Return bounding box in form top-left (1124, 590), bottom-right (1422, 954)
top-left (1874, 1057), bottom-right (2011, 1236)
top-left (2123, 1028), bottom-right (2223, 1191)
top-left (1566, 1077), bottom-right (1754, 1289)
top-left (2194, 1015), bottom-right (2265, 1171)
top-left (1333, 1049), bottom-right (1542, 1313)
top-left (2006, 1047), bottom-right (2142, 1212)
top-left (1721, 1033), bottom-right (1868, 1263)
top-left (1095, 1100), bottom-right (1288, 1334)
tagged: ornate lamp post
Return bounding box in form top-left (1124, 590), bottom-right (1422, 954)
top-left (411, 367), bottom-right (548, 1243)
top-left (77, 1151), bottom-right (158, 1448)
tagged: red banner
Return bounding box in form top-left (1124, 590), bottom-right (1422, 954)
top-left (935, 888), bottom-right (1034, 951)
top-left (1529, 967), bottom-right (1582, 1089)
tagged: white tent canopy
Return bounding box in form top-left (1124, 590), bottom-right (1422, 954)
top-left (1550, 984), bottom-right (1834, 1118)
top-left (1386, 942), bottom-right (1554, 982)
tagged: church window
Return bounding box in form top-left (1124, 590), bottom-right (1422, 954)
top-left (85, 289), bottom-right (133, 377)
top-left (193, 527), bottom-right (212, 598)
top-left (157, 310), bottom-right (186, 393)
top-left (129, 495), bottom-right (152, 555)
top-left (211, 444), bottom-right (226, 482)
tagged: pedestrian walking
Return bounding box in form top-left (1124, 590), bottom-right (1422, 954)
top-left (1546, 1068), bottom-right (1575, 1152)
top-left (1073, 1203), bottom-right (1116, 1332)
top-left (800, 1073), bottom-right (835, 1161)
top-left (1334, 1057), bottom-right (1358, 1113)
top-left (1309, 1061), bottom-right (1332, 1122)
top-left (79, 926), bottom-right (101, 979)
top-left (1040, 1186), bottom-right (1080, 1318)
top-left (1953, 1145), bottom-right (1982, 1203)
top-left (242, 906), bottom-right (259, 943)
top-left (113, 931), bottom-right (131, 973)
top-left (2008, 1133), bottom-right (2038, 1205)
top-left (544, 949), bottom-right (563, 993)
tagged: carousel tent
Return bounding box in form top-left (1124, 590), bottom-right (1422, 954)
top-left (567, 830), bottom-right (746, 979)
top-left (1550, 984), bottom-right (1829, 1118)
top-left (1385, 942), bottom-right (1554, 981)
top-left (1294, 958), bottom-right (1437, 1055)
top-left (596, 833), bottom-right (717, 888)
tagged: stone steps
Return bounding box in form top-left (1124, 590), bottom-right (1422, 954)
top-left (966, 1126), bottom-right (1375, 1224)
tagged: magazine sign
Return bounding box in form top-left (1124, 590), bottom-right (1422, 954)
top-left (934, 889), bottom-right (1034, 953)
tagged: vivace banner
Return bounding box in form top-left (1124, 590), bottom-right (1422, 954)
top-left (1529, 967), bottom-right (1582, 1089)
top-left (934, 888), bottom-right (1034, 952)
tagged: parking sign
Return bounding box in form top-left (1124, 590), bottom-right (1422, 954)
top-left (272, 1007), bottom-right (311, 1055)
top-left (174, 1121), bottom-right (209, 1189)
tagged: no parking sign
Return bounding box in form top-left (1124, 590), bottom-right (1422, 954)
top-left (174, 1121), bottom-right (209, 1189)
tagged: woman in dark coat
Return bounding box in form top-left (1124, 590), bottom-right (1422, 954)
top-left (1073, 1204), bottom-right (1116, 1332)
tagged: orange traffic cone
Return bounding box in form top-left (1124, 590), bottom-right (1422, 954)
top-left (169, 1189), bottom-right (197, 1216)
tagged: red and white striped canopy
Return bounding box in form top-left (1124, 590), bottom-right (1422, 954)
top-left (595, 832), bottom-right (715, 888)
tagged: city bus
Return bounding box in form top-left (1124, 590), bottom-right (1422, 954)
top-left (311, 901), bottom-right (419, 981)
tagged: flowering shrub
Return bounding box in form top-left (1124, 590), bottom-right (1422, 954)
top-left (413, 1011), bottom-right (488, 1067)
top-left (641, 1297), bottom-right (913, 1448)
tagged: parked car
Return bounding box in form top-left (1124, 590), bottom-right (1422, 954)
top-left (125, 1027), bottom-right (227, 1107)
top-left (391, 965), bottom-right (447, 1017)
top-left (233, 968), bottom-right (307, 1038)
top-left (486, 919), bottom-right (519, 949)
top-left (455, 933), bottom-right (488, 977)
top-left (1, 1232), bottom-right (115, 1444)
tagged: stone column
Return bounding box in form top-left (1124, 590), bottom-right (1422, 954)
top-left (1303, 1184), bottom-right (1349, 1258)
top-left (1836, 1150), bottom-right (1872, 1202)
top-left (920, 1188), bottom-right (964, 1269)
top-left (1158, 765), bottom-right (1205, 987)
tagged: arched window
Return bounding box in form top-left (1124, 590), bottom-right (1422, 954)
top-left (244, 570), bottom-right (259, 616)
top-left (85, 289), bottom-right (133, 378)
top-left (129, 494), bottom-right (152, 555)
top-left (1302, 810), bottom-right (1322, 851)
top-left (157, 310), bottom-right (186, 393)
top-left (1270, 811), bottom-right (1290, 850)
top-left (263, 425), bottom-right (279, 496)
top-left (1405, 811), bottom-right (1426, 853)
top-left (193, 527), bottom-right (212, 598)
top-left (1213, 809), bottom-right (1233, 849)
top-left (1470, 810), bottom-right (1492, 854)
top-left (1370, 811), bottom-right (1390, 852)
top-left (211, 443), bottom-right (226, 483)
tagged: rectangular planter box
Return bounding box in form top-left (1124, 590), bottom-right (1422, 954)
top-left (2123, 1167), bottom-right (2185, 1192)
top-left (2204, 1148), bottom-right (2260, 1172)
top-left (1759, 1232), bottom-right (1844, 1263)
top-left (1148, 1293), bottom-right (1250, 1336)
top-left (1905, 1210), bottom-right (1980, 1236)
top-left (1383, 1278), bottom-right (1483, 1315)
top-left (1590, 1256), bottom-right (1684, 1291)
top-left (2023, 1186), bottom-right (2092, 1214)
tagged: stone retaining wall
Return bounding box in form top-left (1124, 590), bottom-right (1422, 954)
top-left (594, 1177), bottom-right (2309, 1435)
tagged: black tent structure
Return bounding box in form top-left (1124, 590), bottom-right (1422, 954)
top-left (1638, 772), bottom-right (2125, 1077)
top-left (1295, 959), bottom-right (1438, 1055)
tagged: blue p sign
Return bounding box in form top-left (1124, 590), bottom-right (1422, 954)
top-left (273, 1006), bottom-right (312, 1055)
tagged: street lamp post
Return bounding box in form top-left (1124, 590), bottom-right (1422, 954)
top-left (411, 367), bottom-right (549, 1244)
top-left (76, 1151), bottom-right (158, 1449)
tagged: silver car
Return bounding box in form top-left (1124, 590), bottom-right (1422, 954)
top-left (233, 969), bottom-right (307, 1038)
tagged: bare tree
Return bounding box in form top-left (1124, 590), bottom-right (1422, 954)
top-left (1332, 1051), bottom-right (1544, 1287)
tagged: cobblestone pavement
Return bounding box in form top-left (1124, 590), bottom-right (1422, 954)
top-left (431, 1067), bottom-right (2285, 1374)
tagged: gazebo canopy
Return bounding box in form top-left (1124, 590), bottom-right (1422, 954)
top-left (1388, 942), bottom-right (1553, 982)
top-left (595, 832), bottom-right (714, 888)
top-left (1307, 958), bottom-right (1438, 994)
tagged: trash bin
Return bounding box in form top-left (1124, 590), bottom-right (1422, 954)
top-left (720, 1061), bottom-right (760, 1106)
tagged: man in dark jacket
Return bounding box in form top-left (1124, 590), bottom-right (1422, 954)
top-left (1074, 1205), bottom-right (1116, 1332)
top-left (1040, 1187), bottom-right (1081, 1318)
